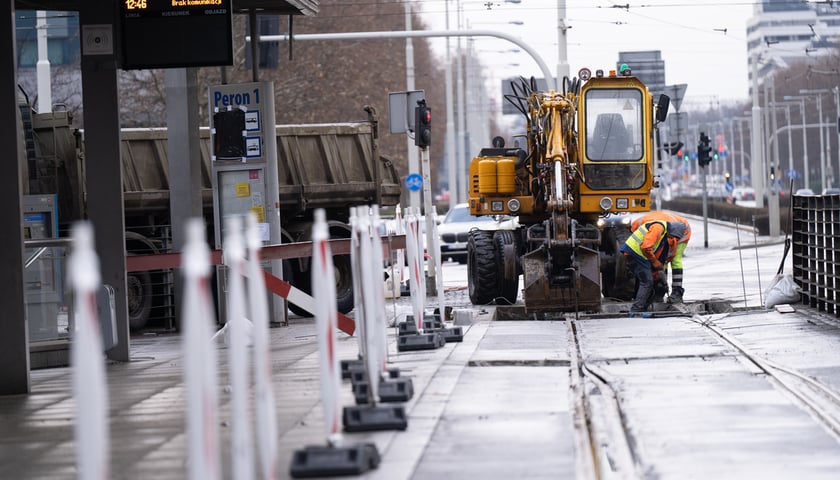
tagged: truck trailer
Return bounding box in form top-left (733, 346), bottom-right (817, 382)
top-left (19, 89), bottom-right (401, 330)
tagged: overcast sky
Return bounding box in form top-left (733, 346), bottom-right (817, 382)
top-left (419, 0), bottom-right (755, 106)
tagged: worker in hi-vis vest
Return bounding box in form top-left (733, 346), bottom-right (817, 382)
top-left (631, 212), bottom-right (692, 304)
top-left (620, 220), bottom-right (688, 312)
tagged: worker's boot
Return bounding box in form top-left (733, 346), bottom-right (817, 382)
top-left (667, 287), bottom-right (684, 304)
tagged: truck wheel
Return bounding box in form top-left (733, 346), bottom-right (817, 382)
top-left (494, 230), bottom-right (519, 304)
top-left (333, 254), bottom-right (355, 314)
top-left (127, 268), bottom-right (153, 331)
top-left (468, 230), bottom-right (500, 305)
top-left (287, 256), bottom-right (354, 317)
top-left (125, 232), bottom-right (157, 331)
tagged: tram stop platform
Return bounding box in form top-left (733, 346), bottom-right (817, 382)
top-left (3, 225), bottom-right (840, 479)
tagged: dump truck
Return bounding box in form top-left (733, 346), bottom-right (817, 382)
top-left (466, 68), bottom-right (669, 313)
top-left (19, 89), bottom-right (401, 330)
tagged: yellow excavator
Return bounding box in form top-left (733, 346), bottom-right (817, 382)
top-left (466, 66), bottom-right (670, 313)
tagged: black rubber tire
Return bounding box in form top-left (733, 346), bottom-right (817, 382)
top-left (333, 254), bottom-right (355, 314)
top-left (124, 232), bottom-right (158, 331)
top-left (287, 255), bottom-right (355, 317)
top-left (468, 230), bottom-right (500, 305)
top-left (127, 268), bottom-right (153, 331)
top-left (494, 230), bottom-right (519, 305)
top-left (601, 225), bottom-right (636, 301)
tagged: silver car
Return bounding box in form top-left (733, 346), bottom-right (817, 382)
top-left (437, 203), bottom-right (517, 263)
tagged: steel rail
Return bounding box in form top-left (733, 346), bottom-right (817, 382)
top-left (689, 313), bottom-right (840, 439)
top-left (568, 319), bottom-right (645, 479)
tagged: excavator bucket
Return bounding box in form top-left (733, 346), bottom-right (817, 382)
top-left (522, 245), bottom-right (601, 313)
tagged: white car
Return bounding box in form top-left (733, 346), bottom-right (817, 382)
top-left (727, 187), bottom-right (756, 207)
top-left (437, 203), bottom-right (517, 264)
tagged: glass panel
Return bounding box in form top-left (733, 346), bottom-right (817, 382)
top-left (585, 89), bottom-right (644, 161)
top-left (25, 242), bottom-right (71, 343)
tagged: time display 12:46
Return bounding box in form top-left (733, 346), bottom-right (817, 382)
top-left (124, 0), bottom-right (148, 10)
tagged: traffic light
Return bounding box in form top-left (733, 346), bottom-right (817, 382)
top-left (697, 132), bottom-right (712, 167)
top-left (665, 141), bottom-right (683, 156)
top-left (415, 100), bottom-right (431, 148)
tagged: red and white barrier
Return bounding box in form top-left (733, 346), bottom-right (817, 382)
top-left (404, 207), bottom-right (425, 330)
top-left (356, 207), bottom-right (381, 401)
top-left (369, 207), bottom-right (390, 371)
top-left (312, 209), bottom-right (344, 446)
top-left (223, 217), bottom-right (254, 479)
top-left (181, 218), bottom-right (221, 480)
top-left (69, 222), bottom-right (110, 480)
top-left (246, 213), bottom-right (278, 479)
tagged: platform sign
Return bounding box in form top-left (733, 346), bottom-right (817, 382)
top-left (208, 82), bottom-right (284, 324)
top-left (120, 0), bottom-right (233, 70)
top-left (388, 90), bottom-right (425, 134)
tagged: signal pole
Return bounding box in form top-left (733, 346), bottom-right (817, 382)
top-left (698, 132), bottom-right (711, 248)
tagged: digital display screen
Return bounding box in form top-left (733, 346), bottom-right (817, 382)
top-left (120, 0), bottom-right (233, 70)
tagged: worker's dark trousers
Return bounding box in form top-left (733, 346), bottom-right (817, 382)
top-left (628, 257), bottom-right (654, 312)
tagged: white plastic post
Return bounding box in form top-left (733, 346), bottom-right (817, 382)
top-left (394, 204), bottom-right (406, 285)
top-left (369, 207), bottom-right (391, 369)
top-left (404, 208), bottom-right (425, 330)
top-left (224, 216), bottom-right (254, 480)
top-left (349, 208), bottom-right (367, 360)
top-left (245, 213), bottom-right (278, 480)
top-left (431, 207), bottom-right (446, 320)
top-left (357, 207), bottom-right (380, 402)
top-left (182, 219), bottom-right (221, 480)
top-left (69, 221), bottom-right (109, 480)
top-left (312, 209), bottom-right (344, 446)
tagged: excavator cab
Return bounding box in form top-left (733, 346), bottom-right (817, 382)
top-left (577, 71), bottom-right (665, 214)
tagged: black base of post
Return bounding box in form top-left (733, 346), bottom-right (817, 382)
top-left (290, 443), bottom-right (380, 478)
top-left (398, 321), bottom-right (419, 336)
top-left (349, 366), bottom-right (400, 384)
top-left (343, 404), bottom-right (408, 432)
top-left (434, 326), bottom-right (464, 343)
top-left (422, 317), bottom-right (443, 330)
top-left (397, 331), bottom-right (445, 351)
top-left (379, 376), bottom-right (414, 402)
top-left (352, 374), bottom-right (413, 404)
top-left (340, 359), bottom-right (363, 380)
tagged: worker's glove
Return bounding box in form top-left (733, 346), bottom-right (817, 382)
top-left (655, 276), bottom-right (669, 294)
top-left (652, 260), bottom-right (664, 271)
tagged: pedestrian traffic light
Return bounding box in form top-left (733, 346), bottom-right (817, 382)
top-left (697, 132), bottom-right (712, 167)
top-left (415, 100), bottom-right (431, 148)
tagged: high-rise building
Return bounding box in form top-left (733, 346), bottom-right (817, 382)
top-left (746, 1), bottom-right (840, 86)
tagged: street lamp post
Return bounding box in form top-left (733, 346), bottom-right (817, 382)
top-left (800, 88), bottom-right (839, 191)
top-left (783, 95), bottom-right (809, 190)
top-left (768, 101), bottom-right (797, 189)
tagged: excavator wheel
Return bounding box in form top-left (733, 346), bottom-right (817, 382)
top-left (493, 230), bottom-right (519, 305)
top-left (601, 224), bottom-right (636, 301)
top-left (468, 230), bottom-right (500, 305)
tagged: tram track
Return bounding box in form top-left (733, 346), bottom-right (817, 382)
top-left (569, 318), bottom-right (645, 480)
top-left (688, 312), bottom-right (840, 441)
top-left (568, 306), bottom-right (840, 479)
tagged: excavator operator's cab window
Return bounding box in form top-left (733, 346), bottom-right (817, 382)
top-left (584, 89), bottom-right (643, 162)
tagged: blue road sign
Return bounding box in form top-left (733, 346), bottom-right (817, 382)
top-left (406, 173), bottom-right (423, 192)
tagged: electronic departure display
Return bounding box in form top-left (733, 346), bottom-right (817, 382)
top-left (120, 0), bottom-right (233, 70)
